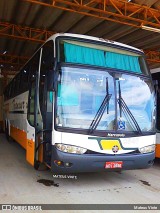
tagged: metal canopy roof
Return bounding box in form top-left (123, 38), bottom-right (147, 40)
top-left (0, 0), bottom-right (160, 75)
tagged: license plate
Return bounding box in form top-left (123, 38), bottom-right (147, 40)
top-left (105, 161), bottom-right (123, 169)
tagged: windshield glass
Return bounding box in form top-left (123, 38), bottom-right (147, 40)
top-left (55, 66), bottom-right (155, 133)
top-left (56, 66), bottom-right (115, 130)
top-left (116, 74), bottom-right (155, 132)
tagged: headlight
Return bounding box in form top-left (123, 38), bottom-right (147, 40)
top-left (55, 143), bottom-right (87, 154)
top-left (139, 145), bottom-right (155, 154)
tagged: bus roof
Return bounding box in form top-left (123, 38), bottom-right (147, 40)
top-left (47, 33), bottom-right (144, 54)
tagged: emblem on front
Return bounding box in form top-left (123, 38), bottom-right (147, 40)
top-left (112, 145), bottom-right (119, 153)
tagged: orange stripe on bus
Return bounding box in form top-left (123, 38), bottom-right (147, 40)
top-left (10, 125), bottom-right (43, 166)
top-left (155, 144), bottom-right (160, 158)
top-left (26, 139), bottom-right (35, 166)
top-left (26, 138), bottom-right (43, 165)
top-left (10, 125), bottom-right (27, 149)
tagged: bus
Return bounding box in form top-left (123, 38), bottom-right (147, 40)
top-left (3, 33), bottom-right (156, 173)
top-left (152, 70), bottom-right (160, 158)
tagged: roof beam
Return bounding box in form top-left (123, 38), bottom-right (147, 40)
top-left (145, 50), bottom-right (160, 64)
top-left (0, 22), bottom-right (160, 67)
top-left (1, 71), bottom-right (18, 76)
top-left (0, 21), bottom-right (160, 57)
top-left (0, 22), bottom-right (54, 43)
top-left (23, 0), bottom-right (160, 30)
top-left (0, 53), bottom-right (29, 72)
top-left (0, 53), bottom-right (28, 66)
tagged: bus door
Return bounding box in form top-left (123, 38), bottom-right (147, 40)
top-left (27, 41), bottom-right (54, 168)
top-left (26, 50), bottom-right (42, 167)
top-left (38, 41), bottom-right (54, 167)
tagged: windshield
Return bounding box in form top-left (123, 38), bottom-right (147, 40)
top-left (55, 66), bottom-right (155, 134)
top-left (116, 74), bottom-right (155, 132)
top-left (56, 66), bottom-right (115, 131)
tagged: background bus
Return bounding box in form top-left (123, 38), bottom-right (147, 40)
top-left (152, 70), bottom-right (160, 158)
top-left (3, 33), bottom-right (156, 173)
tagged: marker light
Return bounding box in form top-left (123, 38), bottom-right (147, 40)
top-left (139, 145), bottom-right (155, 154)
top-left (54, 160), bottom-right (64, 167)
top-left (55, 144), bottom-right (87, 154)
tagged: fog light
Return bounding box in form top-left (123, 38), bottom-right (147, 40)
top-left (65, 162), bottom-right (72, 167)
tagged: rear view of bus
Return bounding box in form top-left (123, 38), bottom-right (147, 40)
top-left (3, 33), bottom-right (156, 174)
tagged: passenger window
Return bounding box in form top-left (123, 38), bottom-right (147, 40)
top-left (14, 74), bottom-right (20, 96)
top-left (28, 51), bottom-right (40, 127)
top-left (10, 78), bottom-right (16, 98)
top-left (39, 41), bottom-right (54, 127)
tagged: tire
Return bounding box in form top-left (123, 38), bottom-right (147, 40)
top-left (34, 161), bottom-right (49, 171)
top-left (34, 160), bottom-right (40, 170)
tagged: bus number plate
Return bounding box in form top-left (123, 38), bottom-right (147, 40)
top-left (105, 161), bottom-right (123, 169)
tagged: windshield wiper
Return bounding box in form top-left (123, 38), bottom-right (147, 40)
top-left (117, 81), bottom-right (142, 134)
top-left (89, 78), bottom-right (112, 133)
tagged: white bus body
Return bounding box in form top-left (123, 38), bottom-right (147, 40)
top-left (3, 33), bottom-right (156, 173)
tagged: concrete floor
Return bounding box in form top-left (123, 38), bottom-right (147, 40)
top-left (0, 133), bottom-right (160, 213)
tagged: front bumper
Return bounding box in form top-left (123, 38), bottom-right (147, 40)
top-left (51, 146), bottom-right (155, 174)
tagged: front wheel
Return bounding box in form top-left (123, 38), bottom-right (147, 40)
top-left (34, 160), bottom-right (40, 170)
top-left (34, 160), bottom-right (49, 171)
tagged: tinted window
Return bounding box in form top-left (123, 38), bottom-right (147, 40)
top-left (14, 73), bottom-right (20, 96)
top-left (19, 63), bottom-right (30, 93)
top-left (28, 50), bottom-right (40, 127)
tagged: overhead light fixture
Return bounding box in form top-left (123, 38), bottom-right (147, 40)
top-left (141, 25), bottom-right (160, 33)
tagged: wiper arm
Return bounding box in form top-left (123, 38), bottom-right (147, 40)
top-left (89, 78), bottom-right (112, 133)
top-left (89, 94), bottom-right (112, 133)
top-left (118, 81), bottom-right (142, 134)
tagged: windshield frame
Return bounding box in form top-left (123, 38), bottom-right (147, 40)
top-left (54, 62), bottom-right (156, 137)
top-left (54, 36), bottom-right (155, 137)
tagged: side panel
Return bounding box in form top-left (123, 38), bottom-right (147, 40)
top-left (156, 133), bottom-right (160, 158)
top-left (4, 91), bottom-right (28, 144)
top-left (10, 126), bottom-right (27, 149)
top-left (3, 39), bottom-right (55, 168)
top-left (26, 126), bottom-right (44, 166)
top-left (26, 120), bottom-right (35, 166)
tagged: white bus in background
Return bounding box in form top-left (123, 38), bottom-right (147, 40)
top-left (151, 68), bottom-right (160, 158)
top-left (3, 33), bottom-right (156, 174)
